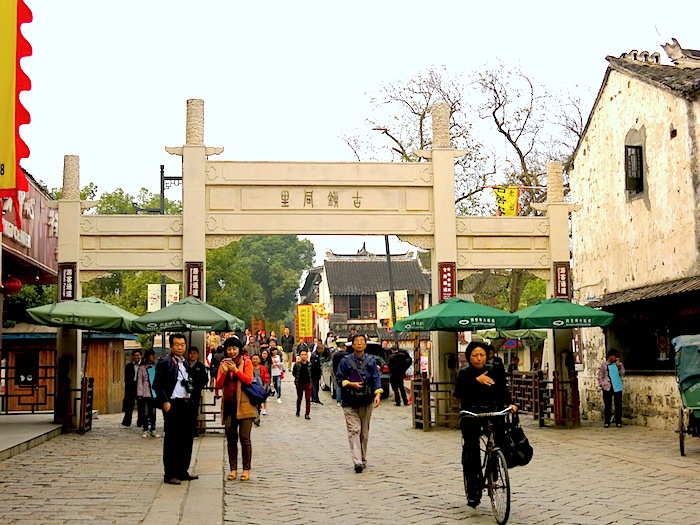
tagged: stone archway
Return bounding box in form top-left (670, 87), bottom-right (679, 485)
top-left (54, 99), bottom-right (576, 426)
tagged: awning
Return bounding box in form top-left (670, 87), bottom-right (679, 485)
top-left (587, 275), bottom-right (700, 308)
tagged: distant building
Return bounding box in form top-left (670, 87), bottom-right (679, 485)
top-left (299, 244), bottom-right (431, 343)
top-left (569, 39), bottom-right (700, 429)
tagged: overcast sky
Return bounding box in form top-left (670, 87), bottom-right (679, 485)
top-left (18, 1), bottom-right (699, 262)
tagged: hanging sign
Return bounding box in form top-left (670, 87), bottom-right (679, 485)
top-left (493, 186), bottom-right (519, 216)
top-left (438, 262), bottom-right (456, 302)
top-left (58, 263), bottom-right (76, 301)
top-left (554, 262), bottom-right (571, 300)
top-left (296, 304), bottom-right (314, 339)
top-left (185, 262), bottom-right (203, 299)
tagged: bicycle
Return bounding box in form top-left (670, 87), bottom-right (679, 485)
top-left (459, 407), bottom-right (513, 524)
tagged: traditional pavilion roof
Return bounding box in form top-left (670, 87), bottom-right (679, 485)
top-left (323, 244), bottom-right (430, 295)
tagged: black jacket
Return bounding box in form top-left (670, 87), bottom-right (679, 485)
top-left (387, 350), bottom-right (411, 379)
top-left (188, 360), bottom-right (209, 398)
top-left (454, 364), bottom-right (511, 413)
top-left (281, 334), bottom-right (295, 353)
top-left (293, 361), bottom-right (312, 386)
top-left (124, 361), bottom-right (140, 397)
top-left (152, 355), bottom-right (192, 407)
top-left (309, 349), bottom-right (328, 380)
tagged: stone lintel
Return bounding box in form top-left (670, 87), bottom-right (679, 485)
top-left (205, 160), bottom-right (432, 186)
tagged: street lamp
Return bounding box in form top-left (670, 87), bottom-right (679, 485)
top-left (132, 165), bottom-right (182, 349)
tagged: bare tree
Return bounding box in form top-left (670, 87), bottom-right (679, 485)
top-left (341, 67), bottom-right (493, 215)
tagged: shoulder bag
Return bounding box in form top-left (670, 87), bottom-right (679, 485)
top-left (343, 356), bottom-right (374, 408)
top-left (497, 412), bottom-right (534, 468)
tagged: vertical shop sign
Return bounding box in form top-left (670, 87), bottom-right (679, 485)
top-left (186, 262), bottom-right (203, 299)
top-left (296, 304), bottom-right (314, 338)
top-left (58, 263), bottom-right (76, 301)
top-left (438, 262), bottom-right (456, 302)
top-left (554, 262), bottom-right (571, 300)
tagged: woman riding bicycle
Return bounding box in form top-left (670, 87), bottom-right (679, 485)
top-left (454, 342), bottom-right (517, 508)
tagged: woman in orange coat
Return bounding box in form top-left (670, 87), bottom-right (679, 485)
top-left (216, 337), bottom-right (257, 481)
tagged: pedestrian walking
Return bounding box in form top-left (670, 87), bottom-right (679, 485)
top-left (251, 354), bottom-right (270, 426)
top-left (259, 349), bottom-right (272, 416)
top-left (598, 348), bottom-right (625, 428)
top-left (187, 347), bottom-right (209, 438)
top-left (152, 334), bottom-right (199, 485)
top-left (454, 341), bottom-right (517, 508)
top-left (310, 339), bottom-right (328, 404)
top-left (215, 337), bottom-right (256, 482)
top-left (335, 334), bottom-right (383, 473)
top-left (209, 345), bottom-right (225, 388)
top-left (332, 344), bottom-right (350, 407)
top-left (270, 347), bottom-right (283, 403)
top-left (293, 349), bottom-right (313, 419)
top-left (280, 327), bottom-right (295, 371)
top-left (387, 346), bottom-right (410, 406)
top-left (121, 349), bottom-right (142, 427)
top-left (136, 349), bottom-right (159, 437)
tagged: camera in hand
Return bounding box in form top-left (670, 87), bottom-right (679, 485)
top-left (181, 377), bottom-right (194, 394)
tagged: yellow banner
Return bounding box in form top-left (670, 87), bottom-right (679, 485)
top-left (297, 304), bottom-right (314, 338)
top-left (493, 186), bottom-right (519, 216)
top-left (311, 302), bottom-right (329, 319)
top-left (0, 1), bottom-right (18, 190)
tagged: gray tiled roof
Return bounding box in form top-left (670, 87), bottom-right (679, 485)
top-left (325, 258), bottom-right (430, 295)
top-left (587, 275), bottom-right (700, 308)
top-left (607, 56), bottom-right (700, 97)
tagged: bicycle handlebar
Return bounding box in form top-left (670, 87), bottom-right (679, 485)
top-left (459, 407), bottom-right (513, 418)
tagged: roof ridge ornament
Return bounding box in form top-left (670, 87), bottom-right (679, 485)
top-left (662, 38), bottom-right (700, 69)
top-left (619, 49), bottom-right (661, 64)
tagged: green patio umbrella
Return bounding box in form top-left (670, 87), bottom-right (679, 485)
top-left (132, 296), bottom-right (245, 332)
top-left (26, 296), bottom-right (138, 332)
top-left (474, 329), bottom-right (548, 340)
top-left (392, 297), bottom-right (519, 332)
top-left (514, 298), bottom-right (614, 329)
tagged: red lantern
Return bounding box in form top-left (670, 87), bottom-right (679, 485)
top-left (2, 277), bottom-right (22, 295)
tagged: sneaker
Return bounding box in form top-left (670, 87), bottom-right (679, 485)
top-left (277, 398), bottom-right (282, 404)
top-left (296, 412), bottom-right (300, 417)
top-left (305, 414), bottom-right (311, 420)
top-left (604, 423), bottom-right (610, 428)
top-left (354, 464), bottom-right (363, 473)
top-left (142, 431), bottom-right (149, 438)
top-left (337, 402), bottom-right (341, 407)
top-left (151, 431), bottom-right (161, 438)
top-left (261, 409), bottom-right (267, 415)
top-left (616, 423), bottom-right (622, 428)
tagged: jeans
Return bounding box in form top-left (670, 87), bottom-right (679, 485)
top-left (335, 381), bottom-right (343, 404)
top-left (137, 397), bottom-right (157, 431)
top-left (272, 375), bottom-right (282, 398)
top-left (311, 378), bottom-right (320, 402)
top-left (296, 383), bottom-right (312, 415)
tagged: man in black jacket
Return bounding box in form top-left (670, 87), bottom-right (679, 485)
top-left (152, 334), bottom-right (198, 485)
top-left (280, 326), bottom-right (295, 371)
top-left (387, 346), bottom-right (410, 406)
top-left (187, 347), bottom-right (209, 438)
top-left (121, 350), bottom-right (142, 427)
top-left (309, 339), bottom-right (328, 404)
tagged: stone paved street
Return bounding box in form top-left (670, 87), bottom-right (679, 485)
top-left (1, 376), bottom-right (700, 524)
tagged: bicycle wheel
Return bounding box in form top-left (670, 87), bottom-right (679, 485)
top-left (488, 449), bottom-right (511, 524)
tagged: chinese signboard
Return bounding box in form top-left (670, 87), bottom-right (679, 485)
top-left (185, 262), bottom-right (203, 299)
top-left (438, 262), bottom-right (456, 302)
top-left (59, 263), bottom-right (76, 301)
top-left (330, 322), bottom-right (379, 338)
top-left (297, 304), bottom-right (314, 338)
top-left (554, 262), bottom-right (571, 300)
top-left (147, 284), bottom-right (180, 312)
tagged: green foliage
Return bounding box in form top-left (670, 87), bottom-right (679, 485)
top-left (3, 285), bottom-right (57, 327)
top-left (206, 235), bottom-right (315, 325)
top-left (95, 187), bottom-right (181, 215)
top-left (469, 271), bottom-right (546, 312)
top-left (206, 241), bottom-right (266, 326)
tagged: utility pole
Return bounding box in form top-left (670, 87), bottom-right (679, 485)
top-left (384, 235), bottom-right (400, 347)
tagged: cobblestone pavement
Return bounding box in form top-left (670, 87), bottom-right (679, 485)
top-left (0, 375), bottom-right (700, 524)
